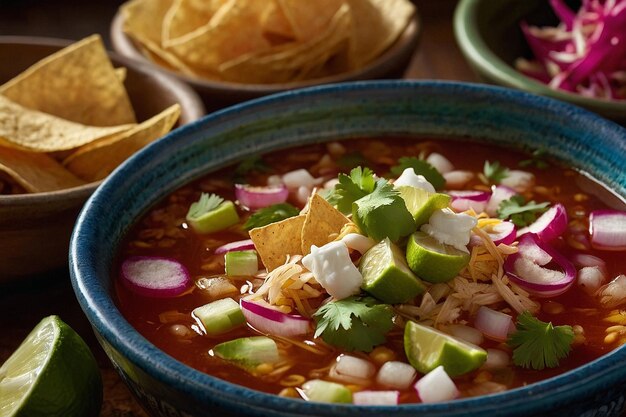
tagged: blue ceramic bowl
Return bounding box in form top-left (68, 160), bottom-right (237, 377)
top-left (70, 81), bottom-right (626, 417)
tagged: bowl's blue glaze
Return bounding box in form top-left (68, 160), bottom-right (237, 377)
top-left (70, 81), bottom-right (626, 417)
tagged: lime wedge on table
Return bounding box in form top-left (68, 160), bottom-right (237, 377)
top-left (359, 237), bottom-right (426, 304)
top-left (404, 320), bottom-right (486, 377)
top-left (406, 231), bottom-right (470, 283)
top-left (397, 186), bottom-right (451, 227)
top-left (0, 316), bottom-right (102, 417)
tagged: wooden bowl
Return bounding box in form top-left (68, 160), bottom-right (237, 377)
top-left (110, 9), bottom-right (421, 112)
top-left (0, 36), bottom-right (206, 282)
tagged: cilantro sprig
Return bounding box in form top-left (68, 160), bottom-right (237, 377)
top-left (497, 195), bottom-right (549, 227)
top-left (507, 312), bottom-right (574, 370)
top-left (187, 193), bottom-right (224, 220)
top-left (243, 203), bottom-right (299, 230)
top-left (325, 166), bottom-right (376, 214)
top-left (313, 296), bottom-right (394, 352)
top-left (390, 157), bottom-right (445, 190)
top-left (519, 148), bottom-right (549, 170)
top-left (481, 160), bottom-right (510, 184)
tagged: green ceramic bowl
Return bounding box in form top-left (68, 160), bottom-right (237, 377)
top-left (453, 0), bottom-right (626, 124)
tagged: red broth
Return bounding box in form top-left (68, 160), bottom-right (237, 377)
top-left (113, 138), bottom-right (626, 402)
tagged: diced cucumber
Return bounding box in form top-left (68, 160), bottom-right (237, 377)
top-left (192, 298), bottom-right (245, 336)
top-left (225, 250), bottom-right (258, 276)
top-left (187, 200), bottom-right (239, 234)
top-left (301, 379), bottom-right (353, 404)
top-left (213, 336), bottom-right (280, 369)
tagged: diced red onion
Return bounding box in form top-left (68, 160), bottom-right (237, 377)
top-left (577, 266), bottom-right (607, 295)
top-left (518, 203), bottom-right (568, 242)
top-left (282, 169), bottom-right (316, 190)
top-left (448, 190), bottom-right (490, 213)
top-left (121, 256), bottom-right (191, 298)
top-left (240, 299), bottom-right (310, 337)
top-left (447, 324), bottom-right (484, 346)
top-left (214, 239), bottom-right (255, 255)
top-left (482, 349), bottom-right (510, 370)
top-left (340, 233), bottom-right (376, 254)
top-left (474, 306), bottom-right (513, 342)
top-left (589, 210), bottom-right (626, 251)
top-left (444, 170), bottom-right (474, 189)
top-left (500, 170), bottom-right (534, 193)
top-left (376, 361), bottom-right (417, 390)
top-left (488, 221), bottom-right (517, 245)
top-left (426, 152), bottom-right (454, 174)
top-left (235, 183), bottom-right (288, 210)
top-left (486, 185), bottom-right (517, 217)
top-left (331, 355), bottom-right (376, 385)
top-left (415, 366), bottom-right (459, 403)
top-left (504, 234), bottom-right (576, 297)
top-left (353, 391), bottom-right (399, 406)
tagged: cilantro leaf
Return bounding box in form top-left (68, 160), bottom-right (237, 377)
top-left (313, 296), bottom-right (394, 352)
top-left (243, 203), bottom-right (299, 230)
top-left (352, 179), bottom-right (416, 241)
top-left (507, 312), bottom-right (574, 370)
top-left (325, 167), bottom-right (376, 214)
top-left (390, 157), bottom-right (445, 190)
top-left (497, 195), bottom-right (549, 227)
top-left (187, 193), bottom-right (224, 220)
top-left (519, 148), bottom-right (549, 170)
top-left (482, 160), bottom-right (510, 184)
top-left (233, 156), bottom-right (269, 182)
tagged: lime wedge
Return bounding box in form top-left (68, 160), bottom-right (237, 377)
top-left (0, 316), bottom-right (102, 417)
top-left (397, 186), bottom-right (451, 227)
top-left (359, 238), bottom-right (426, 304)
top-left (406, 231), bottom-right (470, 283)
top-left (404, 320), bottom-right (486, 377)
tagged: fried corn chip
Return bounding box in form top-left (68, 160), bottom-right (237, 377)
top-left (250, 215), bottom-right (305, 272)
top-left (63, 104), bottom-right (180, 182)
top-left (0, 35), bottom-right (136, 127)
top-left (162, 0), bottom-right (229, 46)
top-left (301, 193), bottom-right (349, 255)
top-left (277, 0), bottom-right (344, 42)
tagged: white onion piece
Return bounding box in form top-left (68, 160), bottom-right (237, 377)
top-left (448, 190), bottom-right (490, 213)
top-left (341, 233), bottom-right (376, 254)
top-left (444, 170), bottom-right (474, 189)
top-left (235, 184), bottom-right (288, 209)
top-left (518, 203), bottom-right (568, 242)
top-left (447, 324), bottom-right (484, 346)
top-left (240, 299), bottom-right (310, 337)
top-left (353, 391), bottom-right (399, 406)
top-left (121, 256), bottom-right (190, 298)
top-left (596, 274), bottom-right (626, 308)
top-left (214, 239), bottom-right (255, 255)
top-left (486, 185), bottom-right (517, 216)
top-left (572, 253), bottom-right (607, 271)
top-left (415, 366), bottom-right (459, 403)
top-left (577, 266), bottom-right (606, 295)
top-left (482, 349), bottom-right (510, 370)
top-left (376, 361), bottom-right (417, 389)
top-left (282, 169), bottom-right (316, 190)
top-left (589, 210), bottom-right (626, 251)
top-left (335, 355), bottom-right (376, 380)
top-left (426, 152), bottom-right (454, 174)
top-left (474, 306), bottom-right (513, 342)
top-left (500, 170), bottom-right (535, 193)
top-left (296, 185), bottom-right (312, 206)
top-left (267, 175), bottom-right (282, 186)
top-left (326, 141), bottom-right (346, 158)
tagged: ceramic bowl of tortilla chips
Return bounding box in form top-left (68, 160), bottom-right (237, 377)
top-left (110, 0), bottom-right (420, 111)
top-left (0, 35), bottom-right (205, 281)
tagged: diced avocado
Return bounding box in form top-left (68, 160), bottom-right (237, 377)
top-left (213, 336), bottom-right (280, 370)
top-left (225, 250), bottom-right (258, 276)
top-left (192, 298), bottom-right (245, 336)
top-left (301, 379), bottom-right (353, 404)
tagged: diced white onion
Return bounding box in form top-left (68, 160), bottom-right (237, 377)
top-left (474, 306), bottom-right (513, 342)
top-left (341, 233), bottom-right (376, 254)
top-left (426, 152), bottom-right (454, 174)
top-left (447, 324), bottom-right (484, 346)
top-left (282, 169), bottom-right (316, 190)
top-left (329, 355), bottom-right (376, 385)
top-left (353, 390), bottom-right (399, 405)
top-left (596, 274), bottom-right (626, 308)
top-left (444, 170), bottom-right (474, 189)
top-left (482, 348), bottom-right (510, 370)
top-left (296, 185), bottom-right (312, 206)
top-left (500, 170), bottom-right (535, 193)
top-left (577, 266), bottom-right (606, 295)
top-left (376, 361), bottom-right (417, 389)
top-left (414, 366), bottom-right (459, 403)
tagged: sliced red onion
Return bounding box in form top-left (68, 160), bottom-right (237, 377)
top-left (353, 391), bottom-right (399, 406)
top-left (376, 361), bottom-right (417, 390)
top-left (121, 256), bottom-right (190, 298)
top-left (448, 190), bottom-right (490, 213)
top-left (415, 366), bottom-right (459, 403)
top-left (235, 183), bottom-right (288, 210)
top-left (486, 185), bottom-right (517, 217)
top-left (488, 221), bottom-right (517, 245)
top-left (240, 299), bottom-right (310, 337)
top-left (518, 203), bottom-right (568, 242)
top-left (443, 170), bottom-right (474, 189)
top-left (214, 239), bottom-right (255, 255)
top-left (474, 306), bottom-right (513, 342)
top-left (426, 152), bottom-right (454, 174)
top-left (504, 234), bottom-right (576, 297)
top-left (589, 210), bottom-right (626, 251)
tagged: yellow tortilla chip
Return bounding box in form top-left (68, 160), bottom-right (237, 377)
top-left (0, 95), bottom-right (134, 152)
top-left (301, 193), bottom-right (350, 255)
top-left (249, 215), bottom-right (305, 271)
top-left (0, 35), bottom-right (136, 127)
top-left (63, 104), bottom-right (180, 182)
top-left (277, 0), bottom-right (345, 42)
top-left (260, 0), bottom-right (295, 41)
top-left (0, 146), bottom-right (85, 193)
top-left (115, 67), bottom-right (127, 82)
top-left (162, 0), bottom-right (229, 46)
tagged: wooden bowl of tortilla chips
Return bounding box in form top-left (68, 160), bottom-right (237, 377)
top-left (110, 0), bottom-right (421, 111)
top-left (0, 35), bottom-right (205, 281)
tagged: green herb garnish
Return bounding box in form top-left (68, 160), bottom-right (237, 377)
top-left (390, 157), bottom-right (445, 190)
top-left (507, 312), bottom-right (574, 370)
top-left (187, 193), bottom-right (224, 220)
top-left (519, 148), bottom-right (549, 169)
top-left (313, 296), bottom-right (394, 352)
top-left (482, 160), bottom-right (510, 184)
top-left (497, 195), bottom-right (549, 227)
top-left (325, 166), bottom-right (376, 214)
top-left (243, 203), bottom-right (299, 230)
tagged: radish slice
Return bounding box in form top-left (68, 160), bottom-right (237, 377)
top-left (415, 366), bottom-right (459, 403)
top-left (214, 239), bottom-right (255, 254)
top-left (235, 183), bottom-right (288, 210)
top-left (518, 203), bottom-right (568, 241)
top-left (448, 190), bottom-right (490, 213)
top-left (121, 256), bottom-right (190, 298)
top-left (589, 210), bottom-right (626, 251)
top-left (240, 299), bottom-right (310, 337)
top-left (486, 185), bottom-right (517, 216)
top-left (504, 234), bottom-right (576, 297)
top-left (474, 306), bottom-right (513, 342)
top-left (353, 391), bottom-right (399, 406)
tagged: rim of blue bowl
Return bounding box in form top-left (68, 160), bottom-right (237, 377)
top-left (71, 80), bottom-right (626, 416)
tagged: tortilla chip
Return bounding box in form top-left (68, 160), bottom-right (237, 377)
top-left (301, 193), bottom-right (350, 255)
top-left (162, 0), bottom-right (229, 46)
top-left (63, 104), bottom-right (180, 182)
top-left (249, 215), bottom-right (305, 271)
top-left (122, 0), bottom-right (173, 45)
top-left (0, 147), bottom-right (85, 193)
top-left (115, 67), bottom-right (127, 82)
top-left (277, 0), bottom-right (345, 42)
top-left (0, 95), bottom-right (134, 152)
top-left (0, 35), bottom-right (136, 127)
top-left (260, 0), bottom-right (295, 41)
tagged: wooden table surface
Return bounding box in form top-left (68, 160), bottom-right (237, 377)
top-left (0, 1), bottom-right (475, 416)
